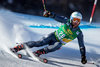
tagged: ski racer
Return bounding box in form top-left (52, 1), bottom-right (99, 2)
top-left (11, 11), bottom-right (87, 64)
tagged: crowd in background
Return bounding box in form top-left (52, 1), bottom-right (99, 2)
top-left (0, 0), bottom-right (100, 22)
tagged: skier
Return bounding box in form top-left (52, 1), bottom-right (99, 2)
top-left (11, 11), bottom-right (87, 64)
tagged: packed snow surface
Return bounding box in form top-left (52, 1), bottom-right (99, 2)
top-left (0, 9), bottom-right (100, 67)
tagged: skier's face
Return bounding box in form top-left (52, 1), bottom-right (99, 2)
top-left (71, 18), bottom-right (81, 28)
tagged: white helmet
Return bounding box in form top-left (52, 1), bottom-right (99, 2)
top-left (70, 11), bottom-right (82, 23)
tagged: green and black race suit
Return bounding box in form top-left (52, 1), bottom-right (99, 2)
top-left (55, 23), bottom-right (81, 44)
top-left (51, 13), bottom-right (86, 56)
top-left (23, 13), bottom-right (86, 57)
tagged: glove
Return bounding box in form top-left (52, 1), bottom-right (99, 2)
top-left (43, 10), bottom-right (51, 17)
top-left (81, 55), bottom-right (87, 64)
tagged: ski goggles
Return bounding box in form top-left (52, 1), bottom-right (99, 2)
top-left (72, 18), bottom-right (81, 23)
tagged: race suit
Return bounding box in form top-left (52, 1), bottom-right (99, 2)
top-left (24, 13), bottom-right (86, 56)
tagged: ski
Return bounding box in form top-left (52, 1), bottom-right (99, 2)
top-left (10, 48), bottom-right (22, 58)
top-left (38, 57), bottom-right (48, 63)
top-left (24, 45), bottom-right (48, 63)
top-left (33, 52), bottom-right (48, 63)
top-left (10, 45), bottom-right (48, 63)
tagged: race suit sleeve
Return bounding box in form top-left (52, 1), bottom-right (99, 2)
top-left (50, 12), bottom-right (68, 24)
top-left (77, 31), bottom-right (86, 56)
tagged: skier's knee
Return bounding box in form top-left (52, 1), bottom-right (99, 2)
top-left (44, 42), bottom-right (62, 53)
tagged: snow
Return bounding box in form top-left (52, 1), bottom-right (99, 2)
top-left (0, 9), bottom-right (100, 67)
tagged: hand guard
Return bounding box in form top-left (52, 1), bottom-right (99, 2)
top-left (43, 10), bottom-right (51, 17)
top-left (81, 55), bottom-right (87, 64)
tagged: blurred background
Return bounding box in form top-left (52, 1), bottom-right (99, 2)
top-left (0, 0), bottom-right (100, 22)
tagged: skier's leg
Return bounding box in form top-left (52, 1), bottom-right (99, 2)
top-left (44, 42), bottom-right (62, 53)
top-left (12, 38), bottom-right (50, 52)
top-left (34, 42), bottom-right (62, 57)
top-left (12, 32), bottom-right (57, 52)
top-left (24, 32), bottom-right (57, 48)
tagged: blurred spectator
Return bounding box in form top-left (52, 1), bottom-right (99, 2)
top-left (0, 0), bottom-right (99, 22)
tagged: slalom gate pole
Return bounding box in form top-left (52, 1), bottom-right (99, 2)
top-left (89, 0), bottom-right (98, 24)
top-left (42, 0), bottom-right (47, 11)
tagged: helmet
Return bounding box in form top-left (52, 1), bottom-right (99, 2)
top-left (70, 11), bottom-right (82, 23)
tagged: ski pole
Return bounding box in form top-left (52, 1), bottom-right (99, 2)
top-left (87, 62), bottom-right (95, 64)
top-left (42, 0), bottom-right (47, 11)
top-left (87, 54), bottom-right (95, 65)
top-left (89, 0), bottom-right (98, 24)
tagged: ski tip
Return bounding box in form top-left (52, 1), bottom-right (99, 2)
top-left (43, 59), bottom-right (48, 63)
top-left (18, 54), bottom-right (22, 58)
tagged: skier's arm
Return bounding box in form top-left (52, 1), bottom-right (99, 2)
top-left (77, 31), bottom-right (86, 56)
top-left (43, 11), bottom-right (67, 24)
top-left (50, 13), bottom-right (67, 23)
top-left (77, 31), bottom-right (87, 64)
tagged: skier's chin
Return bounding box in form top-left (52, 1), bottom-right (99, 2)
top-left (72, 24), bottom-right (79, 28)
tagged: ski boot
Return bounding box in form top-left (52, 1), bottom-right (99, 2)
top-left (33, 49), bottom-right (48, 63)
top-left (10, 44), bottom-right (24, 58)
